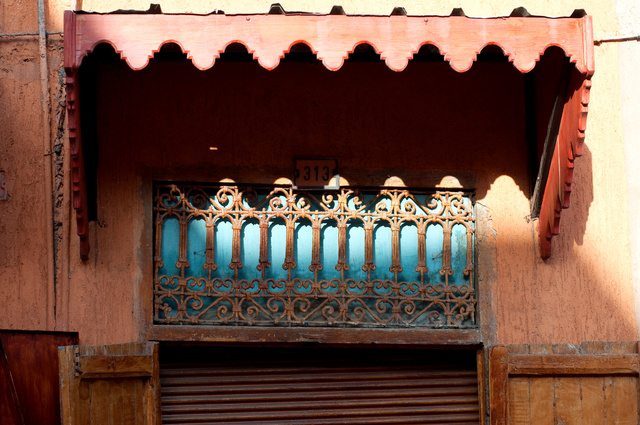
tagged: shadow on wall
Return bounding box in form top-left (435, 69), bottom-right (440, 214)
top-left (496, 234), bottom-right (638, 344)
top-left (80, 42), bottom-right (549, 193)
top-left (566, 144), bottom-right (594, 248)
top-left (491, 142), bottom-right (636, 344)
top-left (72, 41), bottom-right (630, 344)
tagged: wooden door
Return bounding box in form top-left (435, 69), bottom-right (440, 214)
top-left (0, 331), bottom-right (78, 425)
top-left (59, 342), bottom-right (160, 425)
top-left (489, 342), bottom-right (640, 424)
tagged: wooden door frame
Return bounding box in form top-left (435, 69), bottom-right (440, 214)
top-left (489, 343), bottom-right (640, 424)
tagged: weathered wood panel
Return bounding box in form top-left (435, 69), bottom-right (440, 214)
top-left (507, 378), bottom-right (530, 425)
top-left (555, 377), bottom-right (582, 424)
top-left (0, 338), bottom-right (24, 425)
top-left (490, 343), bottom-right (640, 424)
top-left (528, 377), bottom-right (554, 425)
top-left (489, 346), bottom-right (508, 425)
top-left (59, 342), bottom-right (160, 425)
top-left (0, 330), bottom-right (78, 425)
top-left (508, 354), bottom-right (640, 375)
top-left (580, 377), bottom-right (605, 425)
top-left (151, 325), bottom-right (482, 346)
top-left (613, 376), bottom-right (638, 424)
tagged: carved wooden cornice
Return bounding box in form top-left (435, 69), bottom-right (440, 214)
top-left (64, 13), bottom-right (89, 260)
top-left (63, 10), bottom-right (594, 260)
top-left (538, 75), bottom-right (592, 259)
top-left (64, 12), bottom-right (595, 74)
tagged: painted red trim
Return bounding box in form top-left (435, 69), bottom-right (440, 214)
top-left (63, 11), bottom-right (595, 259)
top-left (67, 13), bottom-right (595, 74)
top-left (538, 75), bottom-right (592, 259)
top-left (64, 11), bottom-right (89, 260)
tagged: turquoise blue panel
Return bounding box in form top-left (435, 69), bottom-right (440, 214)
top-left (240, 218), bottom-right (260, 286)
top-left (156, 188), bottom-right (475, 326)
top-left (267, 218), bottom-right (286, 286)
top-left (372, 222), bottom-right (391, 286)
top-left (161, 213), bottom-right (471, 287)
top-left (214, 219), bottom-right (234, 282)
top-left (319, 219), bottom-right (339, 282)
top-left (346, 220), bottom-right (366, 284)
top-left (159, 216), bottom-right (180, 279)
top-left (425, 223), bottom-right (444, 284)
top-left (399, 221), bottom-right (419, 285)
top-left (186, 218), bottom-right (207, 282)
top-left (292, 219), bottom-right (312, 281)
top-left (451, 223), bottom-right (469, 283)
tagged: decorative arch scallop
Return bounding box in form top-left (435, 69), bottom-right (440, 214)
top-left (64, 9), bottom-right (594, 260)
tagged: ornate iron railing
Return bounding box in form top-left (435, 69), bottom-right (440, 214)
top-left (154, 184), bottom-right (475, 328)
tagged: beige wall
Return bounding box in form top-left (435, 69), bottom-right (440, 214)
top-left (616, 0), bottom-right (640, 339)
top-left (0, 0), bottom-right (637, 346)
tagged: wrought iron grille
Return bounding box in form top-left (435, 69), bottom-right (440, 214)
top-left (154, 184), bottom-right (476, 328)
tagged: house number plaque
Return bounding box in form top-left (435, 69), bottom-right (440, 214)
top-left (294, 158), bottom-right (339, 189)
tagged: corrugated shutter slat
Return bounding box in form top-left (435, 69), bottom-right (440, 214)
top-left (160, 347), bottom-right (479, 424)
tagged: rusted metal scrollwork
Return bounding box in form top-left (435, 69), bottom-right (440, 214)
top-left (153, 184), bottom-right (476, 328)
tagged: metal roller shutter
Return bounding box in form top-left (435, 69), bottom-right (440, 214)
top-left (160, 346), bottom-right (480, 424)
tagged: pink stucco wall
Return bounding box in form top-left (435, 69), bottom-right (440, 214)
top-left (0, 0), bottom-right (636, 346)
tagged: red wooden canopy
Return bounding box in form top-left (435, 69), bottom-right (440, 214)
top-left (63, 9), bottom-right (594, 260)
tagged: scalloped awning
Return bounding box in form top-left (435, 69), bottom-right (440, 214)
top-left (63, 9), bottom-right (594, 260)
